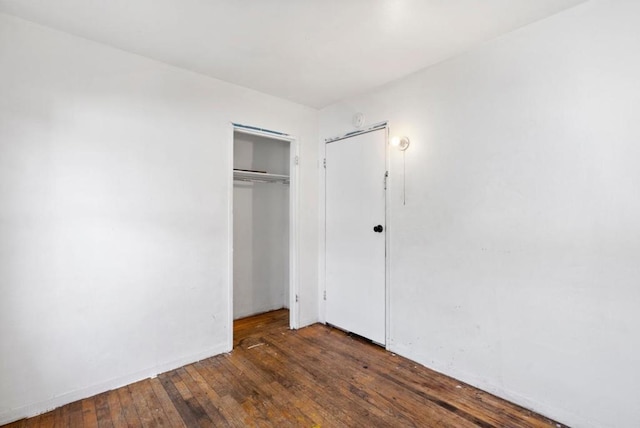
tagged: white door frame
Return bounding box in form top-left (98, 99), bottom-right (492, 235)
top-left (227, 123), bottom-right (300, 351)
top-left (321, 122), bottom-right (391, 349)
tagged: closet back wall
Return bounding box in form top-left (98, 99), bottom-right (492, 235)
top-left (233, 133), bottom-right (290, 319)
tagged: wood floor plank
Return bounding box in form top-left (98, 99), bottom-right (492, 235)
top-left (307, 326), bottom-right (556, 428)
top-left (114, 384), bottom-right (139, 428)
top-left (181, 365), bottom-right (230, 427)
top-left (216, 354), bottom-right (292, 428)
top-left (3, 308), bottom-right (567, 428)
top-left (263, 331), bottom-right (452, 427)
top-left (81, 397), bottom-right (99, 428)
top-left (293, 327), bottom-right (484, 427)
top-left (214, 355), bottom-right (273, 425)
top-left (231, 333), bottom-right (359, 426)
top-left (52, 406), bottom-right (65, 428)
top-left (128, 380), bottom-right (166, 427)
top-left (124, 383), bottom-right (144, 426)
top-left (224, 350), bottom-right (315, 427)
top-left (24, 416), bottom-right (40, 428)
top-left (290, 337), bottom-right (465, 427)
top-left (37, 411), bottom-right (55, 428)
top-left (104, 390), bottom-right (126, 428)
top-left (66, 401), bottom-right (84, 428)
top-left (94, 393), bottom-right (114, 428)
top-left (265, 333), bottom-right (404, 425)
top-left (194, 360), bottom-right (253, 426)
top-left (149, 378), bottom-right (187, 428)
top-left (158, 370), bottom-right (212, 427)
top-left (142, 378), bottom-right (176, 427)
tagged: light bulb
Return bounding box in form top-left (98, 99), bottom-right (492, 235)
top-left (390, 136), bottom-right (410, 151)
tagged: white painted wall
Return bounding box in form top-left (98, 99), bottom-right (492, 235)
top-left (233, 133), bottom-right (290, 319)
top-left (320, 1), bottom-right (640, 427)
top-left (0, 13), bottom-right (318, 424)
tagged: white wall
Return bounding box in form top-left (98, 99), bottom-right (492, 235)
top-left (233, 133), bottom-right (289, 319)
top-left (320, 1), bottom-right (640, 427)
top-left (0, 13), bottom-right (318, 424)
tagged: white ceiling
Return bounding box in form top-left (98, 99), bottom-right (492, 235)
top-left (0, 0), bottom-right (586, 108)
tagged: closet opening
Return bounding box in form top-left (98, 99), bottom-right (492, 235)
top-left (229, 124), bottom-right (299, 349)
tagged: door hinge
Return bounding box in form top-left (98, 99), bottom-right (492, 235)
top-left (295, 155), bottom-right (299, 165)
top-left (384, 171), bottom-right (389, 190)
top-left (323, 158), bottom-right (326, 168)
top-left (323, 290), bottom-right (327, 301)
top-left (295, 294), bottom-right (299, 303)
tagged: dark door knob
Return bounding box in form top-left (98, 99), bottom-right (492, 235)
top-left (373, 225), bottom-right (384, 233)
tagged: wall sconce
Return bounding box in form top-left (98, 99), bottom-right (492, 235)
top-left (390, 135), bottom-right (410, 205)
top-left (390, 136), bottom-right (410, 151)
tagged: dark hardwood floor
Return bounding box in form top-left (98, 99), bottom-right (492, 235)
top-left (3, 309), bottom-right (565, 427)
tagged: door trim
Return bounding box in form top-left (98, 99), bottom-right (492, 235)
top-left (324, 121), bottom-right (388, 143)
top-left (227, 123), bottom-right (300, 352)
top-left (321, 123), bottom-right (391, 348)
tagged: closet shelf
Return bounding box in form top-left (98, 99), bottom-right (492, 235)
top-left (233, 169), bottom-right (290, 184)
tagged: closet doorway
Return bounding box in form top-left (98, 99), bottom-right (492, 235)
top-left (229, 124), bottom-right (299, 349)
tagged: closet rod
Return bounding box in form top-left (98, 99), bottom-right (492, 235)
top-left (233, 169), bottom-right (290, 185)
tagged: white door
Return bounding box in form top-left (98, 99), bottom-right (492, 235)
top-left (325, 128), bottom-right (386, 345)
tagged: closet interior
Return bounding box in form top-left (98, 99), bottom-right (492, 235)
top-left (233, 130), bottom-right (291, 329)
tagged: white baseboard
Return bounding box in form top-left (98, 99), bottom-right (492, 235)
top-left (0, 344), bottom-right (229, 426)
